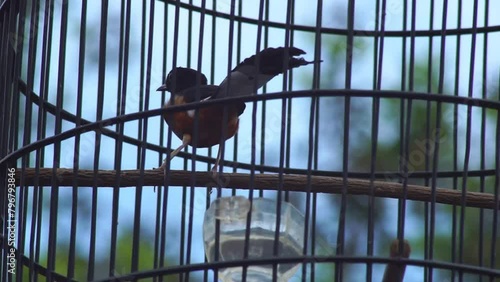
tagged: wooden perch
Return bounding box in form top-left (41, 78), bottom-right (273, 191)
top-left (14, 168), bottom-right (500, 210)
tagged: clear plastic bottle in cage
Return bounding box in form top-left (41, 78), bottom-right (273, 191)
top-left (203, 196), bottom-right (305, 282)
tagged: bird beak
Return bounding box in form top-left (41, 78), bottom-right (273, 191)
top-left (156, 85), bottom-right (168, 91)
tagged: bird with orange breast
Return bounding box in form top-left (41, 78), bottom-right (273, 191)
top-left (157, 47), bottom-right (321, 174)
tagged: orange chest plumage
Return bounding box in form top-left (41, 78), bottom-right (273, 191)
top-left (163, 96), bottom-right (240, 148)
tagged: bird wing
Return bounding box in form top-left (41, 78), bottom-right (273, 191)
top-left (178, 84), bottom-right (246, 116)
top-left (215, 47), bottom-right (319, 99)
top-left (177, 85), bottom-right (219, 103)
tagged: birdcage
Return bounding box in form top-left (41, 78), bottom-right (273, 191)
top-left (1, 0), bottom-right (499, 281)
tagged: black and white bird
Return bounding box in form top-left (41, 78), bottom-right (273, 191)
top-left (157, 47), bottom-right (321, 173)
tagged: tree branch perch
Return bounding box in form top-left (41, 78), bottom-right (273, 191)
top-left (13, 168), bottom-right (500, 210)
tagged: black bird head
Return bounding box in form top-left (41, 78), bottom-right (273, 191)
top-left (157, 67), bottom-right (208, 93)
